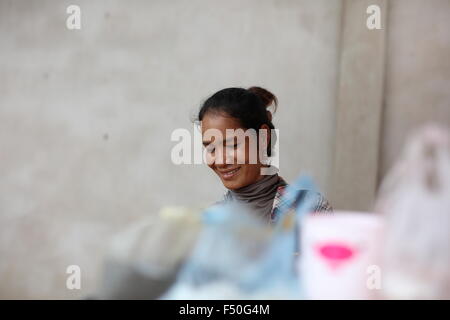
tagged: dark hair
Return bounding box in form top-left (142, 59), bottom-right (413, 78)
top-left (197, 87), bottom-right (278, 156)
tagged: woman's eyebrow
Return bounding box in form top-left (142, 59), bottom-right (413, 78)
top-left (202, 140), bottom-right (211, 146)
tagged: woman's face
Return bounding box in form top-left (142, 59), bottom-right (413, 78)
top-left (201, 112), bottom-right (267, 190)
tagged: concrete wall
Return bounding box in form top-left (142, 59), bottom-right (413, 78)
top-left (329, 0), bottom-right (450, 210)
top-left (0, 0), bottom-right (342, 298)
top-left (330, 0), bottom-right (387, 211)
top-left (380, 0), bottom-right (450, 177)
top-left (1, 0), bottom-right (449, 299)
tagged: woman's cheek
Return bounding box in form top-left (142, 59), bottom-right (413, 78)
top-left (235, 146), bottom-right (247, 164)
top-left (205, 152), bottom-right (215, 167)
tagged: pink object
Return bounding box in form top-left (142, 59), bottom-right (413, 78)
top-left (316, 243), bottom-right (357, 270)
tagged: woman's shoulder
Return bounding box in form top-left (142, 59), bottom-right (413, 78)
top-left (271, 184), bottom-right (333, 222)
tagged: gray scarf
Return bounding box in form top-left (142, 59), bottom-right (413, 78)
top-left (224, 174), bottom-right (286, 221)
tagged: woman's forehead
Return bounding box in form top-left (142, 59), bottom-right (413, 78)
top-left (200, 113), bottom-right (243, 133)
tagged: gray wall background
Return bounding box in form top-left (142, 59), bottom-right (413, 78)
top-left (0, 0), bottom-right (449, 298)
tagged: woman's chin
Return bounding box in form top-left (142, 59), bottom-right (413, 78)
top-left (221, 178), bottom-right (243, 190)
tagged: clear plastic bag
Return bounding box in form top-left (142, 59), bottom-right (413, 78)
top-left (375, 124), bottom-right (450, 299)
top-left (163, 176), bottom-right (318, 300)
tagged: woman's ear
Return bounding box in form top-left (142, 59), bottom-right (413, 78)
top-left (260, 124), bottom-right (271, 157)
top-left (260, 124), bottom-right (270, 139)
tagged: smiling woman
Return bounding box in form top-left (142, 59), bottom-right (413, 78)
top-left (197, 87), bottom-right (333, 222)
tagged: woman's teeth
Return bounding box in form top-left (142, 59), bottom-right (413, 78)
top-left (222, 168), bottom-right (240, 178)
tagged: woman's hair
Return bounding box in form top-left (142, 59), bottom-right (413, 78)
top-left (197, 87), bottom-right (278, 156)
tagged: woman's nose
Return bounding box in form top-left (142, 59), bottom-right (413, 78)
top-left (215, 146), bottom-right (234, 166)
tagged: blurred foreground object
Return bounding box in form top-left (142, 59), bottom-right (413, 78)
top-left (97, 206), bottom-right (202, 299)
top-left (376, 124), bottom-right (450, 299)
top-left (163, 203), bottom-right (300, 299)
top-left (300, 212), bottom-right (383, 299)
top-left (164, 176), bottom-right (319, 299)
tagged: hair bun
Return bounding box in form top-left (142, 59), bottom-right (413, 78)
top-left (247, 86), bottom-right (278, 112)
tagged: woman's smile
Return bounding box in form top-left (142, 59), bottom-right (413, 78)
top-left (217, 166), bottom-right (241, 180)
